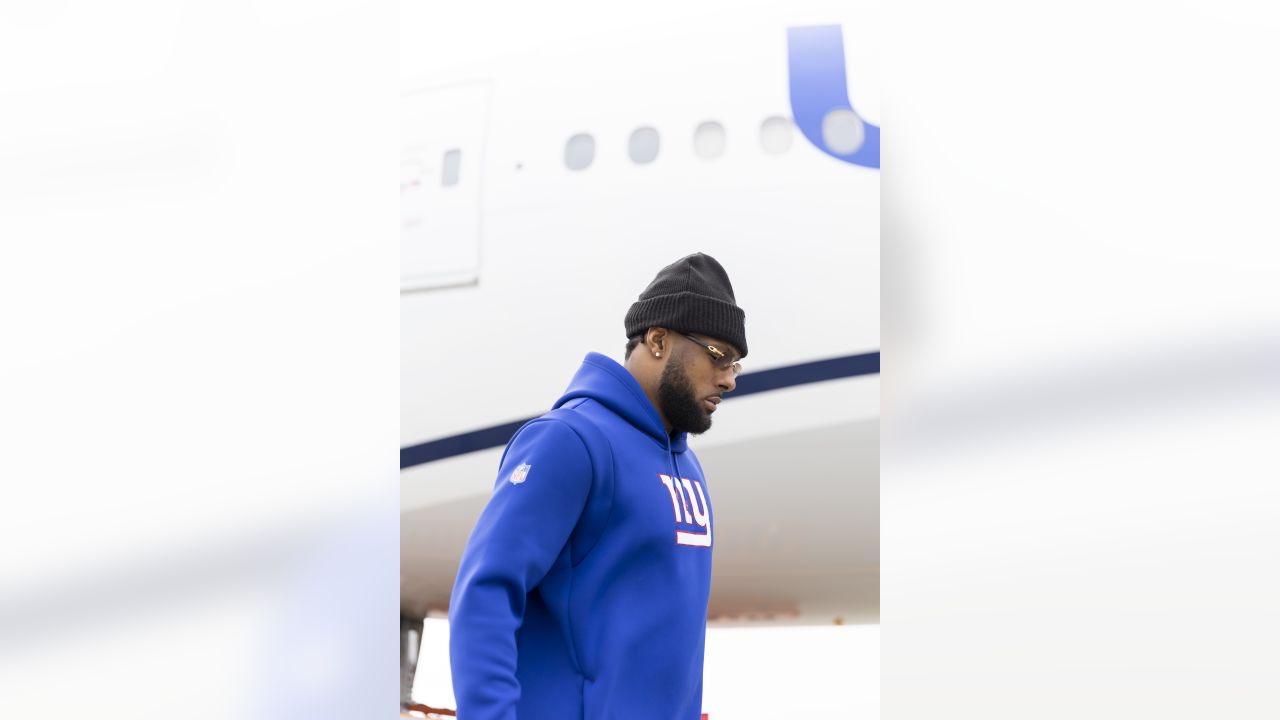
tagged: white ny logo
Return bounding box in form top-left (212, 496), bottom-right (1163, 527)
top-left (657, 474), bottom-right (711, 547)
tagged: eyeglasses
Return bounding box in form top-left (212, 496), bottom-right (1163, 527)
top-left (673, 332), bottom-right (743, 377)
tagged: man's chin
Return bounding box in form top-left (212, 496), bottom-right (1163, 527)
top-left (669, 412), bottom-right (712, 436)
top-left (657, 377), bottom-right (713, 435)
top-left (683, 412), bottom-right (713, 436)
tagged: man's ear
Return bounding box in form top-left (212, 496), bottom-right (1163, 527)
top-left (647, 327), bottom-right (668, 356)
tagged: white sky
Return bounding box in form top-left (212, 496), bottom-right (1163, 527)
top-left (400, 0), bottom-right (862, 82)
top-left (414, 618), bottom-right (880, 718)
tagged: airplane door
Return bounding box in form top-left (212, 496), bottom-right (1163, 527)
top-left (401, 81), bottom-right (493, 292)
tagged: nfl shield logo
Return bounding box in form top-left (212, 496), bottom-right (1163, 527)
top-left (510, 463), bottom-right (531, 485)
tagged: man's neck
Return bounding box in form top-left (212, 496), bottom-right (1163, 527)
top-left (625, 360), bottom-right (672, 435)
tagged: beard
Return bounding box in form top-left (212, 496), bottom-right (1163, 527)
top-left (657, 355), bottom-right (713, 436)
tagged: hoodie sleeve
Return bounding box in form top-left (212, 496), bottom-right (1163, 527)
top-left (448, 419), bottom-right (593, 720)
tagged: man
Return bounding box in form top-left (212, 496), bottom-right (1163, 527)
top-left (449, 252), bottom-right (748, 719)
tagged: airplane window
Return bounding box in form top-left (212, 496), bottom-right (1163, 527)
top-left (759, 116), bottom-right (793, 154)
top-left (693, 121), bottom-right (726, 159)
top-left (564, 133), bottom-right (595, 171)
top-left (629, 126), bottom-right (660, 164)
top-left (821, 109), bottom-right (865, 154)
top-left (441, 149), bottom-right (461, 186)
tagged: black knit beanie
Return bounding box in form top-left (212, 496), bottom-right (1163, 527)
top-left (624, 252), bottom-right (748, 358)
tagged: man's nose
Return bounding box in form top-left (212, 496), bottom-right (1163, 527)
top-left (717, 370), bottom-right (736, 394)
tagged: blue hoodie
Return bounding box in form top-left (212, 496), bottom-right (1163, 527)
top-left (449, 352), bottom-right (714, 719)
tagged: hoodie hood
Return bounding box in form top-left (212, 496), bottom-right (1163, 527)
top-left (552, 352), bottom-right (688, 453)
